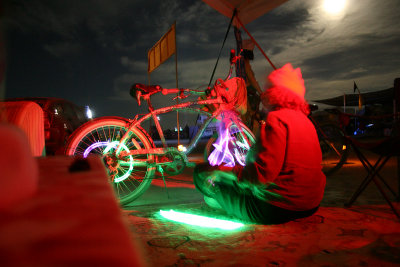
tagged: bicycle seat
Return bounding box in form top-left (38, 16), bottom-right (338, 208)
top-left (130, 83), bottom-right (162, 105)
top-left (131, 83), bottom-right (162, 95)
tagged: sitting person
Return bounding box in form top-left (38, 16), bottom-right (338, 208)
top-left (193, 63), bottom-right (326, 224)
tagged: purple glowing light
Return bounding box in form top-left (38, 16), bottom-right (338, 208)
top-left (83, 141), bottom-right (111, 158)
top-left (208, 126), bottom-right (236, 167)
top-left (208, 112), bottom-right (251, 167)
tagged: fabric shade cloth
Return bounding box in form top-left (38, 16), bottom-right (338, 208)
top-left (202, 0), bottom-right (288, 26)
top-left (313, 87), bottom-right (394, 107)
top-left (2, 101), bottom-right (45, 156)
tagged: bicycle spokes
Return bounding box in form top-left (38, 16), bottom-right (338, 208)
top-left (103, 141), bottom-right (134, 182)
top-left (234, 139), bottom-right (250, 166)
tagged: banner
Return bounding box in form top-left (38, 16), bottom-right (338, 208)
top-left (353, 81), bottom-right (363, 110)
top-left (202, 0), bottom-right (288, 27)
top-left (147, 23), bottom-right (176, 73)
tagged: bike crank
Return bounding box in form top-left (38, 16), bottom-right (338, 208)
top-left (158, 150), bottom-right (187, 175)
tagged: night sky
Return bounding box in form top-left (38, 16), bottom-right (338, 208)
top-left (3, 0), bottom-right (400, 127)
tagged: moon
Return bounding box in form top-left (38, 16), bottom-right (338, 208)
top-left (323, 0), bottom-right (346, 14)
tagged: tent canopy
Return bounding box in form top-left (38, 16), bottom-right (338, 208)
top-left (202, 0), bottom-right (288, 26)
top-left (313, 88), bottom-right (394, 107)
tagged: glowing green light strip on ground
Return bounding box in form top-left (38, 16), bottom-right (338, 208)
top-left (159, 209), bottom-right (244, 230)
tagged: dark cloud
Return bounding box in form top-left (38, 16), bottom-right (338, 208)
top-left (3, 0), bottom-right (400, 121)
top-left (302, 33), bottom-right (400, 81)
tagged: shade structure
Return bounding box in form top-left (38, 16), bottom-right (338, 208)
top-left (202, 0), bottom-right (288, 26)
top-left (313, 87), bottom-right (394, 107)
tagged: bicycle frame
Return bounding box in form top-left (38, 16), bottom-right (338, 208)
top-left (116, 91), bottom-right (225, 159)
top-left (64, 52), bottom-right (256, 204)
top-left (114, 52), bottom-right (251, 161)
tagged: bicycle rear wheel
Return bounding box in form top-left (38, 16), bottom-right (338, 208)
top-left (65, 117), bottom-right (155, 204)
top-left (317, 123), bottom-right (348, 175)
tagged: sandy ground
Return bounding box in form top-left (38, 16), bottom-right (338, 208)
top-left (123, 151), bottom-right (400, 266)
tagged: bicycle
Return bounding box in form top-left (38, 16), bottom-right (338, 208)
top-left (308, 104), bottom-right (349, 175)
top-left (65, 72), bottom-right (255, 205)
top-left (313, 105), bottom-right (400, 175)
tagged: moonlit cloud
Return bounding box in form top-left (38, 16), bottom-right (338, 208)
top-left (239, 0), bottom-right (400, 103)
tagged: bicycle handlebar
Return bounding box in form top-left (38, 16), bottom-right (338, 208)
top-left (131, 50), bottom-right (241, 105)
top-left (131, 83), bottom-right (208, 106)
top-left (162, 88), bottom-right (206, 96)
top-left (130, 83), bottom-right (162, 106)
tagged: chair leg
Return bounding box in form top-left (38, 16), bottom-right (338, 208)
top-left (377, 172), bottom-right (398, 198)
top-left (345, 153), bottom-right (400, 219)
top-left (360, 150), bottom-right (399, 198)
top-left (346, 154), bottom-right (390, 207)
top-left (345, 147), bottom-right (378, 206)
top-left (366, 155), bottom-right (399, 199)
top-left (361, 155), bottom-right (398, 198)
top-left (372, 175), bottom-right (400, 219)
top-left (345, 163), bottom-right (376, 207)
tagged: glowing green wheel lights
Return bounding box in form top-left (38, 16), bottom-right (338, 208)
top-left (64, 118), bottom-right (155, 204)
top-left (103, 141), bottom-right (133, 183)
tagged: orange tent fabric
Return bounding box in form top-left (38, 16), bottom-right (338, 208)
top-left (2, 101), bottom-right (45, 156)
top-left (202, 0), bottom-right (288, 26)
top-left (0, 123), bottom-right (38, 210)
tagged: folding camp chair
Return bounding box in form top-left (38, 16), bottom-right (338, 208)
top-left (344, 135), bottom-right (400, 219)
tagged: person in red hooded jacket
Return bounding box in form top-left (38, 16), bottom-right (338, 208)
top-left (193, 63), bottom-right (326, 224)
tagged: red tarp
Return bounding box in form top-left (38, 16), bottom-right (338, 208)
top-left (313, 87), bottom-right (394, 107)
top-left (2, 101), bottom-right (45, 156)
top-left (202, 0), bottom-right (288, 26)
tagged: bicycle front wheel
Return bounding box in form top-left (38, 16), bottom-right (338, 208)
top-left (65, 117), bottom-right (155, 204)
top-left (318, 123), bottom-right (348, 176)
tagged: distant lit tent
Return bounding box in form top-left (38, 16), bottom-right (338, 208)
top-left (313, 87), bottom-right (394, 107)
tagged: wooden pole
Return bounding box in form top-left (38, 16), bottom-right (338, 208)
top-left (174, 22), bottom-right (180, 146)
top-left (235, 16), bottom-right (277, 70)
top-left (394, 78), bottom-right (400, 201)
